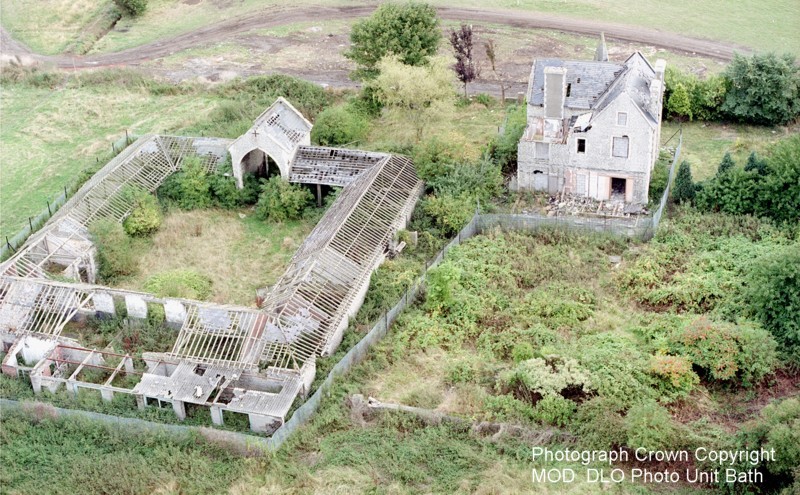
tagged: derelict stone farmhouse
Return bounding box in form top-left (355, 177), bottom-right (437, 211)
top-left (518, 37), bottom-right (666, 204)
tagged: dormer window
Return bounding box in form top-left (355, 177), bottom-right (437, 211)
top-left (617, 112), bottom-right (628, 126)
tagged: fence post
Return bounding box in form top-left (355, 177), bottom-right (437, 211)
top-left (47, 201), bottom-right (52, 216)
top-left (28, 217), bottom-right (33, 230)
top-left (64, 186), bottom-right (68, 198)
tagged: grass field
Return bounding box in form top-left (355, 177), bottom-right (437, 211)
top-left (1, 0), bottom-right (797, 56)
top-left (661, 121), bottom-right (795, 180)
top-left (115, 208), bottom-right (315, 306)
top-left (0, 82), bottom-right (218, 239)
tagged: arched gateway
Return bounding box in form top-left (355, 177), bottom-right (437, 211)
top-left (227, 97), bottom-right (312, 188)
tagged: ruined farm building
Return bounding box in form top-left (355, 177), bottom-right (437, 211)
top-left (517, 37), bottom-right (666, 204)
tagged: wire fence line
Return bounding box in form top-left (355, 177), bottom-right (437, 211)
top-left (1, 133), bottom-right (136, 261)
top-left (4, 135), bottom-right (682, 451)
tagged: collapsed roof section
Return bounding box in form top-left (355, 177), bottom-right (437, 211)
top-left (0, 136), bottom-right (230, 284)
top-left (259, 154), bottom-right (422, 370)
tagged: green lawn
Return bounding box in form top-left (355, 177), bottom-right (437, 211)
top-left (2, 0), bottom-right (797, 56)
top-left (661, 121), bottom-right (793, 180)
top-left (0, 83), bottom-right (217, 239)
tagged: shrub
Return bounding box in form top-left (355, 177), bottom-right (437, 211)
top-left (445, 359), bottom-right (477, 385)
top-left (511, 343), bottom-right (535, 364)
top-left (667, 82), bottom-right (692, 120)
top-left (143, 269), bottom-right (212, 300)
top-left (114, 0), bottom-right (147, 17)
top-left (497, 356), bottom-right (594, 405)
top-left (421, 194), bottom-right (474, 237)
top-left (122, 189), bottom-right (162, 237)
top-left (311, 104), bottom-right (369, 146)
top-left (649, 354), bottom-right (700, 400)
top-left (648, 152), bottom-right (671, 204)
top-left (729, 398), bottom-right (800, 493)
top-left (89, 219), bottom-right (138, 282)
top-left (477, 323), bottom-right (559, 362)
top-left (625, 400), bottom-right (679, 451)
top-left (487, 104), bottom-right (526, 174)
top-left (742, 245), bottom-right (800, 359)
top-left (255, 176), bottom-right (314, 222)
top-left (672, 161), bottom-right (695, 204)
top-left (573, 398), bottom-right (628, 450)
top-left (532, 395), bottom-right (576, 427)
top-left (668, 317), bottom-right (777, 386)
top-left (576, 333), bottom-right (656, 406)
top-left (484, 394), bottom-right (535, 422)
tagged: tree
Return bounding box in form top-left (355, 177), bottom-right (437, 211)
top-left (755, 135), bottom-right (800, 223)
top-left (744, 151), bottom-right (767, 175)
top-left (667, 82), bottom-right (692, 120)
top-left (345, 2), bottom-right (441, 80)
top-left (369, 55), bottom-right (456, 142)
top-left (672, 161), bottom-right (695, 204)
top-left (114, 0), bottom-right (147, 17)
top-left (722, 53), bottom-right (800, 125)
top-left (256, 177), bottom-right (314, 222)
top-left (717, 151), bottom-right (735, 176)
top-left (483, 38), bottom-right (513, 101)
top-left (449, 24), bottom-right (478, 98)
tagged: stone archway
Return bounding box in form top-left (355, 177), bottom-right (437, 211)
top-left (239, 148), bottom-right (281, 179)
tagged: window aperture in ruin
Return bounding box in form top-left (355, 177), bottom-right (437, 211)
top-left (612, 136), bottom-right (629, 158)
top-left (617, 112), bottom-right (627, 126)
top-left (566, 83), bottom-right (572, 97)
top-left (577, 138), bottom-right (586, 153)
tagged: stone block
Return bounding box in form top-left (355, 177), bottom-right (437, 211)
top-left (164, 301), bottom-right (186, 328)
top-left (125, 295), bottom-right (148, 320)
top-left (94, 292), bottom-right (115, 316)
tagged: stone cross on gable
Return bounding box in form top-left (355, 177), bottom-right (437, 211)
top-left (251, 128), bottom-right (259, 139)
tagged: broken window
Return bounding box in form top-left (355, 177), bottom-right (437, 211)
top-left (577, 138), bottom-right (586, 153)
top-left (566, 83), bottom-right (572, 97)
top-left (612, 136), bottom-right (629, 158)
top-left (617, 112), bottom-right (627, 126)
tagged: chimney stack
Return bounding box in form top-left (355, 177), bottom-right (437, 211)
top-left (543, 66), bottom-right (567, 119)
top-left (595, 32), bottom-right (608, 62)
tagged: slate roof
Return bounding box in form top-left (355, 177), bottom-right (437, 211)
top-left (529, 60), bottom-right (625, 110)
top-left (528, 52), bottom-right (658, 124)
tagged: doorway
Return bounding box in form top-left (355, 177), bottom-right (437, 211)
top-left (610, 177), bottom-right (626, 199)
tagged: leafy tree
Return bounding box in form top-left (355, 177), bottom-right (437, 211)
top-left (449, 24), bottom-right (478, 97)
top-left (717, 152), bottom-right (735, 176)
top-left (667, 82), bottom-right (692, 120)
top-left (311, 104), bottom-right (369, 146)
top-left (722, 53), bottom-right (800, 125)
top-left (345, 2), bottom-right (441, 80)
top-left (369, 55), bottom-right (456, 142)
top-left (114, 0), bottom-right (147, 17)
top-left (690, 74), bottom-right (727, 121)
top-left (255, 176), bottom-right (313, 222)
top-left (743, 245), bottom-right (800, 360)
top-left (672, 160), bottom-right (695, 204)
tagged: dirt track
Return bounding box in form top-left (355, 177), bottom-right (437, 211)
top-left (1, 4), bottom-right (749, 69)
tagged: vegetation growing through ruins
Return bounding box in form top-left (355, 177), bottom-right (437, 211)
top-left (255, 176), bottom-right (315, 222)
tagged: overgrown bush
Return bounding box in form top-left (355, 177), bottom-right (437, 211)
top-left (143, 269), bottom-right (212, 300)
top-left (572, 398), bottom-right (628, 450)
top-left (255, 176), bottom-right (314, 222)
top-left (532, 395), bottom-right (576, 427)
top-left (158, 157), bottom-right (213, 210)
top-left (730, 398), bottom-right (800, 493)
top-left (497, 356), bottom-right (594, 406)
top-left (649, 354), bottom-right (700, 400)
top-left (668, 317), bottom-right (777, 386)
top-left (625, 400), bottom-right (680, 451)
top-left (114, 0), bottom-right (147, 17)
top-left (89, 219), bottom-right (138, 282)
top-left (742, 245), bottom-right (800, 360)
top-left (648, 151), bottom-right (671, 204)
top-left (575, 333), bottom-right (656, 406)
top-left (487, 104), bottom-right (526, 174)
top-left (311, 104), bottom-right (369, 146)
top-left (122, 188), bottom-right (162, 237)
